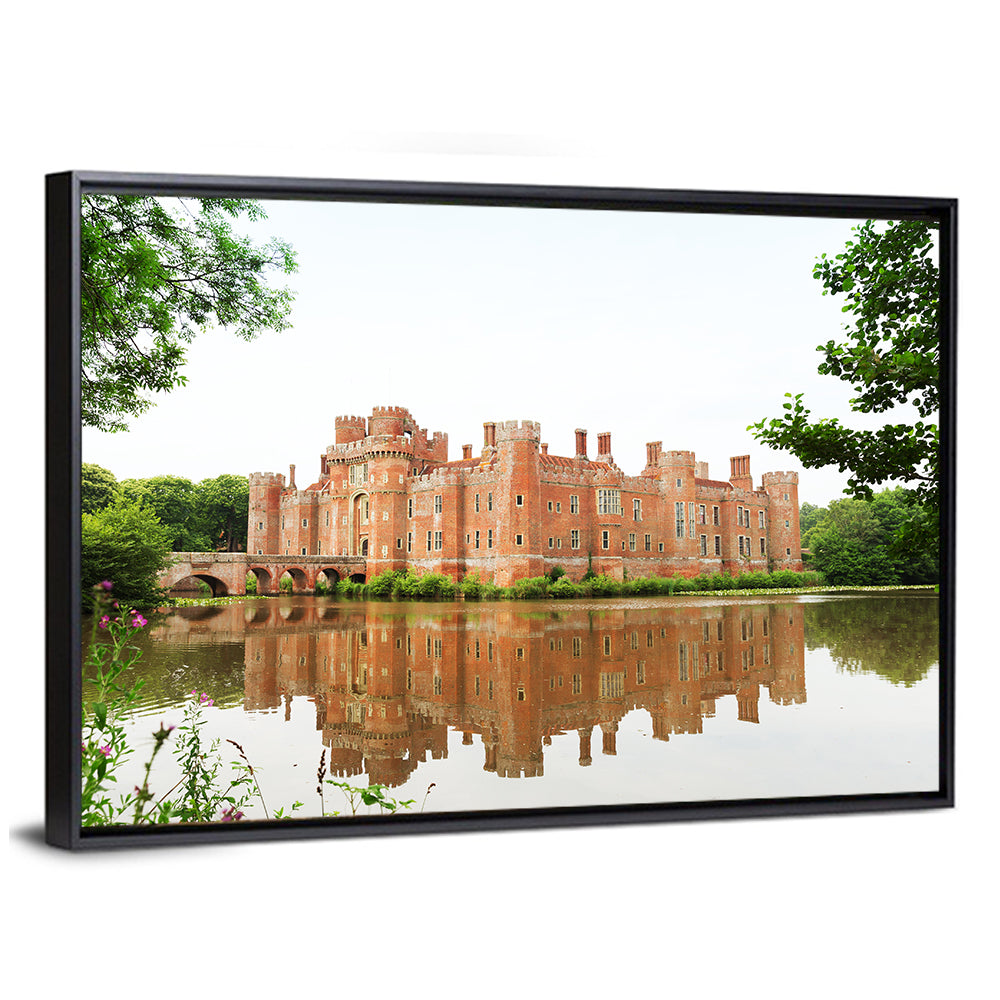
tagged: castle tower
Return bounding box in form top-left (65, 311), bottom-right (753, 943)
top-left (335, 414), bottom-right (367, 445)
top-left (761, 471), bottom-right (802, 570)
top-left (248, 472), bottom-right (284, 555)
top-left (493, 419), bottom-right (544, 586)
top-left (659, 450), bottom-right (698, 566)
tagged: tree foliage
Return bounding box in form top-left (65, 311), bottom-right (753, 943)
top-left (804, 487), bottom-right (937, 585)
top-left (81, 462), bottom-right (119, 515)
top-left (81, 195), bottom-right (297, 432)
top-left (81, 499), bottom-right (173, 609)
top-left (194, 474), bottom-right (250, 552)
top-left (750, 220), bottom-right (939, 551)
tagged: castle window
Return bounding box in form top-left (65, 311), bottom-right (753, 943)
top-left (633, 498), bottom-right (642, 521)
top-left (637, 661), bottom-right (645, 684)
top-left (407, 532), bottom-right (412, 552)
top-left (602, 530), bottom-right (610, 549)
top-left (785, 520), bottom-right (790, 528)
top-left (434, 494), bottom-right (442, 513)
top-left (396, 538), bottom-right (402, 549)
top-left (573, 637), bottom-right (582, 658)
top-left (786, 548), bottom-right (791, 556)
top-left (699, 504), bottom-right (706, 525)
top-left (257, 549), bottom-right (262, 555)
top-left (570, 495), bottom-right (579, 514)
top-left (628, 532), bottom-right (636, 551)
top-left (645, 533), bottom-right (651, 551)
top-left (548, 537), bottom-right (554, 548)
top-left (679, 643), bottom-right (688, 681)
top-left (783, 492), bottom-right (789, 501)
top-left (516, 494), bottom-right (524, 506)
top-left (475, 530), bottom-right (480, 549)
top-left (572, 674), bottom-right (581, 694)
top-left (715, 535), bottom-right (721, 555)
top-left (571, 529), bottom-right (580, 549)
top-left (658, 542), bottom-right (664, 552)
top-left (408, 498), bottom-right (413, 518)
top-left (556, 502), bottom-right (561, 513)
top-left (301, 547), bottom-right (306, 555)
top-left (675, 502), bottom-right (685, 539)
top-left (760, 537), bottom-right (766, 556)
top-left (597, 488), bottom-right (621, 515)
top-left (475, 493), bottom-right (480, 512)
top-left (516, 533), bottom-right (523, 545)
top-left (281, 515), bottom-right (285, 529)
top-left (487, 529), bottom-right (493, 548)
top-left (516, 648), bottom-right (524, 661)
top-left (759, 510), bottom-right (765, 528)
top-left (434, 531), bottom-right (442, 550)
top-left (434, 676), bottom-right (442, 694)
top-left (426, 531), bottom-right (432, 551)
top-left (349, 463), bottom-right (368, 486)
top-left (689, 503), bottom-right (696, 538)
top-left (676, 478), bottom-right (682, 489)
top-left (713, 505), bottom-right (720, 526)
top-left (700, 534), bottom-right (707, 556)
top-left (603, 635), bottom-right (611, 656)
top-left (547, 501), bottom-right (553, 512)
top-left (381, 545), bottom-right (388, 557)
top-left (325, 512), bottom-right (329, 527)
top-left (488, 492), bottom-right (493, 511)
top-left (257, 521), bottom-right (264, 530)
top-left (557, 538), bottom-right (562, 548)
top-left (737, 506), bottom-right (744, 527)
top-left (318, 542), bottom-right (322, 554)
top-left (488, 680), bottom-right (494, 700)
top-left (703, 622), bottom-right (710, 642)
top-left (738, 536), bottom-right (745, 556)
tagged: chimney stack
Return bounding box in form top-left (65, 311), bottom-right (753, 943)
top-left (541, 443), bottom-right (548, 455)
top-left (597, 432), bottom-right (612, 458)
top-left (483, 422), bottom-right (496, 448)
top-left (462, 444), bottom-right (472, 460)
top-left (289, 464), bottom-right (296, 490)
top-left (575, 428), bottom-right (588, 459)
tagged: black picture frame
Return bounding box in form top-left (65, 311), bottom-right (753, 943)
top-left (46, 170), bottom-right (956, 850)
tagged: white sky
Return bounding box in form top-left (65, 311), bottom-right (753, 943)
top-left (81, 197), bottom-right (934, 507)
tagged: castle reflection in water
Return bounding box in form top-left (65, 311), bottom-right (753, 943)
top-left (152, 600), bottom-right (806, 788)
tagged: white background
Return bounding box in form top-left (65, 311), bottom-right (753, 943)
top-left (3, 3), bottom-right (995, 996)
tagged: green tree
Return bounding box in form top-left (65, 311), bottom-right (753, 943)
top-left (750, 220), bottom-right (939, 553)
top-left (119, 475), bottom-right (211, 551)
top-left (81, 499), bottom-right (173, 608)
top-left (80, 462), bottom-right (119, 515)
top-left (194, 474), bottom-right (250, 551)
top-left (81, 195), bottom-right (297, 433)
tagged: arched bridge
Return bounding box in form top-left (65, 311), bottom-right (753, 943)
top-left (159, 553), bottom-right (368, 597)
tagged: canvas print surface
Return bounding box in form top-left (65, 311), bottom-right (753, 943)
top-left (76, 189), bottom-right (942, 831)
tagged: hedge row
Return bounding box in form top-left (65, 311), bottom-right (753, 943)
top-left (316, 567), bottom-right (825, 602)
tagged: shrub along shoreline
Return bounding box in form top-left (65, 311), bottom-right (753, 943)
top-left (169, 567), bottom-right (936, 609)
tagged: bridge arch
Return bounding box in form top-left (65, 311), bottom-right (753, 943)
top-left (247, 566), bottom-right (274, 595)
top-left (185, 573), bottom-right (230, 597)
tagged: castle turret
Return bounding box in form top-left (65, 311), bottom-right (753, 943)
top-left (762, 471), bottom-right (802, 570)
top-left (493, 419), bottom-right (543, 586)
top-left (335, 414), bottom-right (367, 445)
top-left (248, 472), bottom-right (284, 555)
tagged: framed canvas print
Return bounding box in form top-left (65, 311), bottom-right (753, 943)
top-left (45, 171), bottom-right (955, 849)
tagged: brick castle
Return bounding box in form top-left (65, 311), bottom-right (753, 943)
top-left (248, 404), bottom-right (802, 586)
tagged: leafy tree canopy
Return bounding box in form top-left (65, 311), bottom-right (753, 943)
top-left (81, 499), bottom-right (173, 609)
top-left (805, 487), bottom-right (937, 585)
top-left (194, 474), bottom-right (250, 552)
top-left (81, 462), bottom-right (118, 515)
top-left (119, 475), bottom-right (210, 552)
top-left (751, 220), bottom-right (939, 551)
top-left (81, 195), bottom-right (297, 433)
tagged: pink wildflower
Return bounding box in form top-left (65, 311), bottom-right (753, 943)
top-left (100, 581), bottom-right (113, 591)
top-left (98, 615), bottom-right (110, 629)
top-left (131, 613), bottom-right (147, 628)
top-left (98, 745), bottom-right (111, 757)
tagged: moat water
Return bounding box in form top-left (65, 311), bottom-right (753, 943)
top-left (96, 593), bottom-right (940, 823)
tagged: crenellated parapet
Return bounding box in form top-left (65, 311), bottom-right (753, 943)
top-left (761, 470), bottom-right (800, 487)
top-left (496, 419), bottom-right (541, 443)
top-left (249, 471), bottom-right (285, 488)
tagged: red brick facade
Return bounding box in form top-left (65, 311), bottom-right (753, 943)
top-left (248, 405), bottom-right (802, 586)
